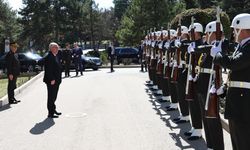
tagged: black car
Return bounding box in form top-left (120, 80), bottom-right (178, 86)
top-left (0, 52), bottom-right (43, 73)
top-left (81, 55), bottom-right (102, 70)
top-left (114, 47), bottom-right (139, 65)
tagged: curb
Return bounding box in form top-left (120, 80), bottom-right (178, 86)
top-left (0, 71), bottom-right (44, 107)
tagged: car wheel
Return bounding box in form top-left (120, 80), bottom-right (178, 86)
top-left (27, 65), bottom-right (34, 72)
top-left (92, 67), bottom-right (98, 71)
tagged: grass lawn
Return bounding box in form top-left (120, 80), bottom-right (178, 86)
top-left (0, 76), bottom-right (32, 98)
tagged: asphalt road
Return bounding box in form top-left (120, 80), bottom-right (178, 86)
top-left (0, 68), bottom-right (232, 150)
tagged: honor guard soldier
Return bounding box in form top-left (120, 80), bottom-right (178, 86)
top-left (148, 30), bottom-right (160, 92)
top-left (165, 29), bottom-right (180, 111)
top-left (212, 13), bottom-right (250, 150)
top-left (154, 30), bottom-right (165, 97)
top-left (195, 18), bottom-right (226, 149)
top-left (157, 30), bottom-right (172, 103)
top-left (184, 21), bottom-right (204, 140)
top-left (173, 25), bottom-right (191, 123)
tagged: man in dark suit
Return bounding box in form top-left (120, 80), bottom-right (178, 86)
top-left (43, 42), bottom-right (62, 118)
top-left (108, 42), bottom-right (115, 72)
top-left (5, 41), bottom-right (21, 104)
top-left (62, 43), bottom-right (72, 77)
top-left (72, 43), bottom-right (83, 76)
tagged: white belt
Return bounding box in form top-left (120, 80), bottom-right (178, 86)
top-left (199, 68), bottom-right (214, 74)
top-left (228, 81), bottom-right (250, 89)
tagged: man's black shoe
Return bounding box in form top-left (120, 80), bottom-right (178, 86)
top-left (187, 136), bottom-right (202, 141)
top-left (166, 108), bottom-right (178, 111)
top-left (154, 93), bottom-right (162, 96)
top-left (48, 115), bottom-right (59, 118)
top-left (173, 118), bottom-right (181, 121)
top-left (157, 99), bottom-right (168, 103)
top-left (175, 119), bottom-right (190, 124)
top-left (54, 111), bottom-right (62, 115)
top-left (165, 105), bottom-right (170, 109)
top-left (9, 101), bottom-right (18, 104)
top-left (13, 99), bottom-right (21, 103)
top-left (184, 132), bottom-right (192, 136)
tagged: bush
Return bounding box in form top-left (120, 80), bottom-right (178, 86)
top-left (170, 8), bottom-right (231, 38)
top-left (100, 51), bottom-right (109, 65)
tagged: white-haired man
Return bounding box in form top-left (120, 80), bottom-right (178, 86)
top-left (43, 42), bottom-right (62, 118)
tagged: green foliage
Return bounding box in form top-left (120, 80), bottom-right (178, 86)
top-left (170, 8), bottom-right (231, 38)
top-left (19, 0), bottom-right (116, 50)
top-left (0, 0), bottom-right (22, 54)
top-left (100, 51), bottom-right (109, 65)
top-left (113, 0), bottom-right (130, 21)
top-left (222, 0), bottom-right (250, 20)
top-left (116, 0), bottom-right (173, 46)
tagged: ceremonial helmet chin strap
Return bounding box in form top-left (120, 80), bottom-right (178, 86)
top-left (207, 32), bottom-right (213, 45)
top-left (234, 28), bottom-right (242, 43)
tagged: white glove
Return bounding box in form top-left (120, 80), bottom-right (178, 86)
top-left (151, 41), bottom-right (155, 47)
top-left (216, 85), bottom-right (225, 96)
top-left (187, 42), bottom-right (195, 53)
top-left (210, 41), bottom-right (222, 58)
top-left (175, 39), bottom-right (181, 47)
top-left (193, 74), bottom-right (198, 82)
top-left (158, 42), bottom-right (163, 49)
top-left (173, 61), bottom-right (178, 67)
top-left (164, 42), bottom-right (170, 49)
top-left (209, 85), bottom-right (216, 94)
top-left (188, 75), bottom-right (193, 81)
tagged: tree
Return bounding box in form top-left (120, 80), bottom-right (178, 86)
top-left (0, 0), bottom-right (22, 54)
top-left (116, 0), bottom-right (175, 46)
top-left (113, 0), bottom-right (131, 21)
top-left (222, 0), bottom-right (250, 20)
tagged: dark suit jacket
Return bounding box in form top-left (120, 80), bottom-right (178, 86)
top-left (5, 51), bottom-right (20, 76)
top-left (214, 39), bottom-right (250, 123)
top-left (43, 52), bottom-right (62, 85)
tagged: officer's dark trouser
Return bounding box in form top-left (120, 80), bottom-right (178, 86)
top-left (47, 83), bottom-right (60, 115)
top-left (8, 76), bottom-right (17, 103)
top-left (170, 82), bottom-right (178, 104)
top-left (151, 69), bottom-right (157, 85)
top-left (64, 62), bottom-right (70, 76)
top-left (197, 93), bottom-right (224, 150)
top-left (74, 59), bottom-right (83, 75)
top-left (162, 77), bottom-right (171, 96)
top-left (229, 119), bottom-right (250, 150)
top-left (155, 73), bottom-right (161, 89)
top-left (140, 58), bottom-right (145, 72)
top-left (144, 61), bottom-right (147, 72)
top-left (189, 91), bottom-right (203, 129)
top-left (110, 55), bottom-right (114, 72)
top-left (177, 69), bottom-right (189, 116)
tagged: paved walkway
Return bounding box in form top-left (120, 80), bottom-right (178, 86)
top-left (0, 68), bottom-right (232, 150)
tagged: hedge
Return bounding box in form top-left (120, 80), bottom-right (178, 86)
top-left (170, 8), bottom-right (231, 38)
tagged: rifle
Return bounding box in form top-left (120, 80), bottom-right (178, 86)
top-left (164, 24), bottom-right (172, 79)
top-left (205, 7), bottom-right (222, 118)
top-left (171, 18), bottom-right (182, 83)
top-left (157, 27), bottom-right (164, 74)
top-left (185, 16), bottom-right (196, 101)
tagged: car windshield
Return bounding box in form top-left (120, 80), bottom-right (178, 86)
top-left (24, 52), bottom-right (42, 59)
top-left (117, 48), bottom-right (138, 54)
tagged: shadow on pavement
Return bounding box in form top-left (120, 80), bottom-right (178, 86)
top-left (0, 104), bottom-right (11, 112)
top-left (30, 118), bottom-right (55, 135)
top-left (145, 84), bottom-right (207, 150)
